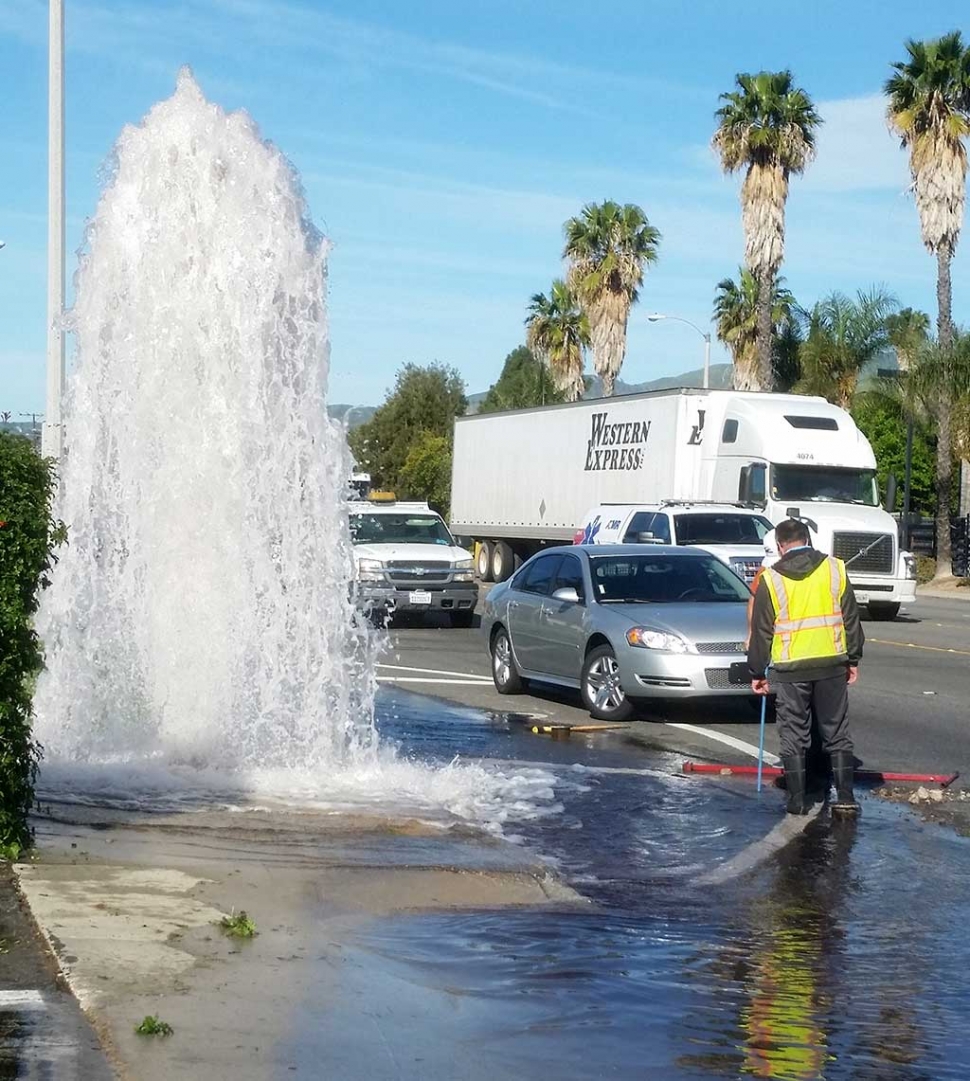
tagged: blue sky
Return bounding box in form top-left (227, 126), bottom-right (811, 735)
top-left (1, 0), bottom-right (967, 412)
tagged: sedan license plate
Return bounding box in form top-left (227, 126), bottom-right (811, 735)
top-left (728, 661), bottom-right (751, 685)
top-left (409, 590), bottom-right (433, 606)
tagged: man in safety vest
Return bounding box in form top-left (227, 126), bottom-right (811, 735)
top-left (747, 518), bottom-right (864, 817)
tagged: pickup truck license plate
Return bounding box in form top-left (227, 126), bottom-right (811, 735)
top-left (409, 590), bottom-right (433, 605)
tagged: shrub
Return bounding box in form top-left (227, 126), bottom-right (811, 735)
top-left (0, 433), bottom-right (65, 858)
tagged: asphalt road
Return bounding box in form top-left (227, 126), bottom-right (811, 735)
top-left (381, 593), bottom-right (970, 783)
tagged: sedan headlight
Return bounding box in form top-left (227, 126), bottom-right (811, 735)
top-left (903, 553), bottom-right (918, 580)
top-left (356, 558), bottom-right (385, 582)
top-left (626, 628), bottom-right (691, 653)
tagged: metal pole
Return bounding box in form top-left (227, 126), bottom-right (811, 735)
top-left (703, 334), bottom-right (711, 390)
top-left (43, 0), bottom-right (65, 460)
top-left (902, 416), bottom-right (914, 549)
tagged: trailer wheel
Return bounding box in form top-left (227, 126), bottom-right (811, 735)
top-left (491, 541), bottom-right (514, 583)
top-left (476, 542), bottom-right (494, 582)
top-left (867, 601), bottom-right (900, 621)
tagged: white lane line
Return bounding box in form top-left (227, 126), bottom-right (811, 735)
top-left (695, 801), bottom-right (824, 886)
top-left (377, 677), bottom-right (493, 685)
top-left (664, 722), bottom-right (781, 767)
top-left (378, 663), bottom-right (491, 680)
top-left (0, 989), bottom-right (46, 1008)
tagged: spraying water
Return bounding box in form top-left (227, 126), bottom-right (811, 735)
top-left (32, 71), bottom-right (558, 830)
top-left (35, 70), bottom-right (374, 770)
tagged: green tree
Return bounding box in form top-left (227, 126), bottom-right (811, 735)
top-left (0, 434), bottom-right (65, 857)
top-left (712, 71), bottom-right (822, 389)
top-left (524, 281), bottom-right (590, 402)
top-left (885, 307), bottom-right (931, 372)
top-left (887, 32), bottom-right (970, 572)
top-left (479, 346), bottom-right (567, 413)
top-left (348, 363), bottom-right (466, 495)
top-left (398, 432), bottom-right (453, 517)
top-left (773, 312), bottom-right (803, 392)
top-left (563, 201), bottom-right (661, 397)
top-left (852, 393), bottom-right (935, 516)
top-left (795, 288), bottom-right (897, 409)
top-left (713, 268), bottom-right (798, 391)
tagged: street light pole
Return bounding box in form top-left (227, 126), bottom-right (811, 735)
top-left (43, 0), bottom-right (65, 460)
top-left (646, 313), bottom-right (711, 389)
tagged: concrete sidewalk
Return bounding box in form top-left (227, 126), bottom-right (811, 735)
top-left (13, 808), bottom-right (580, 1080)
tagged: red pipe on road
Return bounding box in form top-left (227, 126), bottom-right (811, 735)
top-left (682, 761), bottom-right (960, 788)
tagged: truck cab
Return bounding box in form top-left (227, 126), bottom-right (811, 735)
top-left (348, 496), bottom-right (478, 626)
top-left (574, 502), bottom-right (771, 584)
top-left (704, 394), bottom-right (917, 619)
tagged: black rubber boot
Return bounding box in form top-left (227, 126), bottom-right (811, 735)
top-left (830, 751), bottom-right (860, 817)
top-left (782, 755), bottom-right (808, 815)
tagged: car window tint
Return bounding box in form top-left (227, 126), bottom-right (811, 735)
top-left (674, 513), bottom-right (770, 545)
top-left (590, 555), bottom-right (749, 603)
top-left (518, 555), bottom-right (563, 596)
top-left (622, 511), bottom-right (670, 544)
top-left (552, 555), bottom-right (585, 602)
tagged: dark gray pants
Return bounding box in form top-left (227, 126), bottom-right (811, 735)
top-left (774, 675), bottom-right (853, 760)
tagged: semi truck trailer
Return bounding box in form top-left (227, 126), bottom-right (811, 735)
top-left (449, 388), bottom-right (917, 619)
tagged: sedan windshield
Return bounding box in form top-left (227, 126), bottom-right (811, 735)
top-left (590, 554), bottom-right (751, 604)
top-left (350, 513), bottom-right (454, 546)
top-left (771, 465), bottom-right (878, 506)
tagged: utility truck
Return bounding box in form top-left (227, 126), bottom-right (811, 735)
top-left (450, 389), bottom-right (917, 619)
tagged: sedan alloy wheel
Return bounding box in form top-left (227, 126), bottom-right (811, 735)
top-left (581, 644), bottom-right (635, 721)
top-left (491, 627), bottom-right (524, 694)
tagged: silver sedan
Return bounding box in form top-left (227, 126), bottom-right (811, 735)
top-left (481, 544), bottom-right (754, 721)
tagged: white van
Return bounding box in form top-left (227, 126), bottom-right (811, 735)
top-left (575, 501), bottom-right (772, 584)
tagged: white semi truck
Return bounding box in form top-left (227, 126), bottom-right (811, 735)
top-left (450, 388), bottom-right (917, 619)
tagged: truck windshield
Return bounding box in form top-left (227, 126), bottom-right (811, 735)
top-left (350, 514), bottom-right (454, 546)
top-left (674, 513), bottom-right (773, 545)
top-left (771, 465), bottom-right (878, 506)
top-left (590, 554), bottom-right (750, 604)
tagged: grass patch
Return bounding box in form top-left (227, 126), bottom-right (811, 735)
top-left (218, 909), bottom-right (257, 939)
top-left (135, 1015), bottom-right (173, 1037)
top-left (0, 843), bottom-right (22, 862)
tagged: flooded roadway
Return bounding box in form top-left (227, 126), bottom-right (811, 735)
top-left (326, 689), bottom-right (970, 1081)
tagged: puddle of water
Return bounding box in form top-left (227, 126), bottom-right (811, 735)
top-left (346, 690), bottom-right (970, 1080)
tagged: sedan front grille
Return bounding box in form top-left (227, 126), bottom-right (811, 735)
top-left (832, 532), bottom-right (894, 575)
top-left (705, 668), bottom-right (734, 690)
top-left (695, 641), bottom-right (746, 655)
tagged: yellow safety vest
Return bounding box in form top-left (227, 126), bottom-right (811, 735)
top-left (763, 557), bottom-right (848, 669)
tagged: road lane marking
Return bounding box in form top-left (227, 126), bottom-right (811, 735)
top-left (865, 635), bottom-right (970, 652)
top-left (664, 722), bottom-right (781, 767)
top-left (0, 990), bottom-right (46, 1008)
top-left (378, 662), bottom-right (491, 680)
top-left (377, 677), bottom-right (493, 685)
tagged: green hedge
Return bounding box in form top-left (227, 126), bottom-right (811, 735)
top-left (0, 433), bottom-right (65, 858)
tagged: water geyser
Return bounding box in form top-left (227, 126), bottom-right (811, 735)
top-left (34, 70), bottom-right (377, 772)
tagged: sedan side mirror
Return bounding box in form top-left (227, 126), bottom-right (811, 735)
top-left (551, 586), bottom-right (580, 604)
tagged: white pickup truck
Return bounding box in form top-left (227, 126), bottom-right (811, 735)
top-left (348, 497), bottom-right (478, 626)
top-left (575, 501), bottom-right (772, 585)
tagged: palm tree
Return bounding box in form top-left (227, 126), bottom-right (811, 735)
top-left (796, 288), bottom-right (897, 410)
top-left (713, 268), bottom-right (797, 391)
top-left (885, 307), bottom-right (931, 372)
top-left (562, 201), bottom-right (661, 397)
top-left (887, 34), bottom-right (970, 573)
top-left (712, 71), bottom-right (821, 389)
top-left (525, 280), bottom-right (590, 402)
top-left (903, 332), bottom-right (970, 576)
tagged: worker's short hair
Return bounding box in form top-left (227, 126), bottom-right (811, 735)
top-left (775, 518), bottom-right (812, 548)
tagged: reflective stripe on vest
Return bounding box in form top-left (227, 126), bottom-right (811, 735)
top-left (764, 557), bottom-right (847, 666)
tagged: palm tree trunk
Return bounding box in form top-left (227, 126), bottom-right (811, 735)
top-left (755, 276), bottom-right (773, 391)
top-left (935, 248), bottom-right (954, 577)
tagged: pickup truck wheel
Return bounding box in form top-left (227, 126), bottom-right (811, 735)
top-left (581, 645), bottom-right (636, 721)
top-left (867, 601), bottom-right (900, 621)
top-left (490, 627), bottom-right (523, 693)
top-left (477, 542), bottom-right (494, 582)
top-left (491, 541), bottom-right (514, 582)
